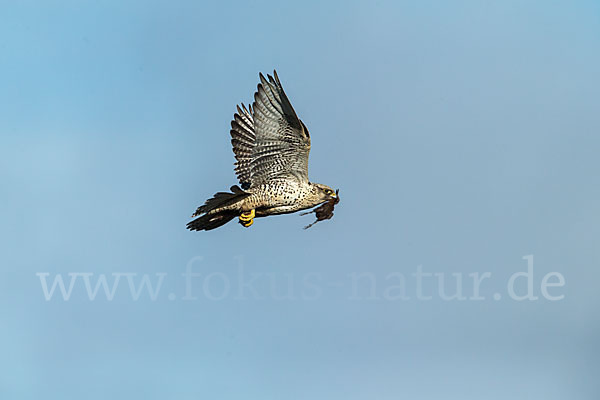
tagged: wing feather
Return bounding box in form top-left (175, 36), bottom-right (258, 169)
top-left (228, 71), bottom-right (311, 188)
top-left (230, 103), bottom-right (255, 189)
top-left (249, 71), bottom-right (310, 185)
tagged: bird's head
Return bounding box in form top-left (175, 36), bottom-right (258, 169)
top-left (311, 183), bottom-right (338, 202)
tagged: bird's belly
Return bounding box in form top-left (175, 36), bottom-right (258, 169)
top-left (244, 182), bottom-right (309, 215)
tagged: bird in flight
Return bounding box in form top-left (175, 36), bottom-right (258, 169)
top-left (187, 70), bottom-right (338, 231)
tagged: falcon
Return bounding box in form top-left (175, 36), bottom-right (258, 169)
top-left (186, 70), bottom-right (338, 231)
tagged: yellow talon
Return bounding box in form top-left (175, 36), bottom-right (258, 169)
top-left (241, 218), bottom-right (254, 227)
top-left (239, 209), bottom-right (255, 221)
top-left (239, 209), bottom-right (255, 227)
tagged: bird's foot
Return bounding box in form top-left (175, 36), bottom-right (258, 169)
top-left (239, 209), bottom-right (255, 228)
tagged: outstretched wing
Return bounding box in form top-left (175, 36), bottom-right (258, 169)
top-left (249, 71), bottom-right (311, 186)
top-left (230, 103), bottom-right (255, 189)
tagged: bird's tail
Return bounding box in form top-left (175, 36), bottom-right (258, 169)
top-left (186, 209), bottom-right (239, 231)
top-left (186, 185), bottom-right (250, 231)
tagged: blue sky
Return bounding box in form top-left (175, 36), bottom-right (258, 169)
top-left (1, 1), bottom-right (599, 399)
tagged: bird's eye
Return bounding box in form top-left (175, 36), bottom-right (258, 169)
top-left (325, 189), bottom-right (333, 195)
